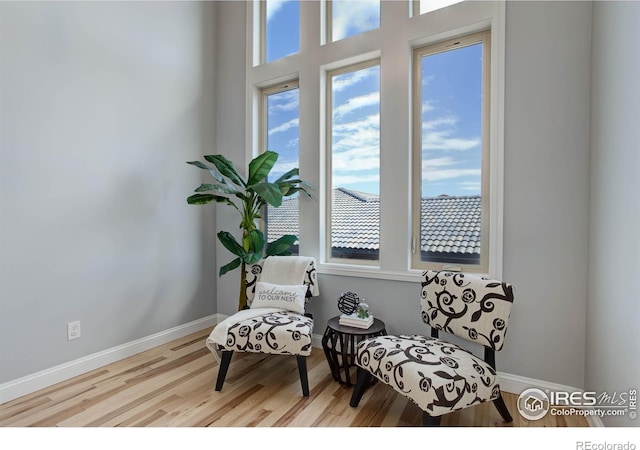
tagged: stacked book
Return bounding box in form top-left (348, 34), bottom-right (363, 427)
top-left (339, 313), bottom-right (374, 329)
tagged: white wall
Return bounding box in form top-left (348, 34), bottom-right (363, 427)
top-left (0, 1), bottom-right (217, 382)
top-left (214, 1), bottom-right (593, 389)
top-left (586, 1), bottom-right (640, 427)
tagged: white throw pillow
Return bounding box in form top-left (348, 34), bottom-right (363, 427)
top-left (251, 281), bottom-right (307, 314)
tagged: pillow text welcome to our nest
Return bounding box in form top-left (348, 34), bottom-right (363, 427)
top-left (251, 281), bottom-right (307, 314)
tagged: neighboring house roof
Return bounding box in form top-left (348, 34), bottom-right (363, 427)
top-left (267, 188), bottom-right (481, 256)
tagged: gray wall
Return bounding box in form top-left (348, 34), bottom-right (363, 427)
top-left (212, 1), bottom-right (249, 317)
top-left (214, 1), bottom-right (593, 389)
top-left (0, 1), bottom-right (217, 382)
top-left (501, 1), bottom-right (592, 387)
top-left (586, 1), bottom-right (640, 427)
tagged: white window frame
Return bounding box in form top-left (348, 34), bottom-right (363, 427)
top-left (411, 30), bottom-right (491, 274)
top-left (259, 80), bottom-right (301, 251)
top-left (246, 1), bottom-right (505, 282)
top-left (325, 60), bottom-right (381, 266)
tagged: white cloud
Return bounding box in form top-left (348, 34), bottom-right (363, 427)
top-left (422, 74), bottom-right (435, 87)
top-left (333, 146), bottom-right (380, 172)
top-left (422, 116), bottom-right (480, 151)
top-left (421, 157), bottom-right (480, 182)
top-left (332, 66), bottom-right (376, 92)
top-left (266, 0), bottom-right (287, 22)
top-left (458, 181), bottom-right (482, 192)
top-left (330, 112), bottom-right (380, 187)
top-left (332, 114), bottom-right (380, 165)
top-left (334, 113), bottom-right (379, 133)
top-left (268, 89), bottom-right (299, 113)
top-left (423, 116), bottom-right (456, 131)
top-left (422, 156), bottom-right (457, 169)
top-left (334, 92), bottom-right (379, 118)
top-left (333, 172), bottom-right (380, 187)
top-left (268, 118), bottom-right (299, 136)
top-left (332, 0), bottom-right (380, 41)
top-left (419, 0), bottom-right (463, 15)
top-left (422, 168), bottom-right (481, 182)
top-left (422, 100), bottom-right (435, 114)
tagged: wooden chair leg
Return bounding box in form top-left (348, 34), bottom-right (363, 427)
top-left (493, 392), bottom-right (513, 422)
top-left (296, 355), bottom-right (309, 397)
top-left (422, 411), bottom-right (442, 426)
top-left (215, 351), bottom-right (233, 392)
top-left (349, 367), bottom-right (372, 407)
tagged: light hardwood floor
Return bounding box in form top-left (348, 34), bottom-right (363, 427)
top-left (0, 328), bottom-right (589, 427)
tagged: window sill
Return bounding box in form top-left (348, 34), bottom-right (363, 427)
top-left (317, 263), bottom-right (492, 282)
top-left (317, 263), bottom-right (424, 283)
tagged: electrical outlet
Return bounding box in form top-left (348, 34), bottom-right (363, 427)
top-left (67, 321), bottom-right (81, 341)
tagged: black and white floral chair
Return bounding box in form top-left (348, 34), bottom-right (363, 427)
top-left (206, 256), bottom-right (319, 397)
top-left (350, 270), bottom-right (515, 426)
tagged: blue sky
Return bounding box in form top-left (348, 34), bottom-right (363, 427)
top-left (265, 0), bottom-right (482, 198)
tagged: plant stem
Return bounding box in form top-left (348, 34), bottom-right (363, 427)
top-left (238, 261), bottom-right (248, 310)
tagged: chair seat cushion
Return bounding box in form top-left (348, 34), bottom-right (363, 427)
top-left (218, 311), bottom-right (313, 356)
top-left (355, 335), bottom-right (501, 417)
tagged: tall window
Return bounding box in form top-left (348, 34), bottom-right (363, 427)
top-left (249, 1), bottom-right (504, 277)
top-left (261, 0), bottom-right (299, 63)
top-left (327, 62), bottom-right (380, 262)
top-left (412, 31), bottom-right (490, 272)
top-left (262, 82), bottom-right (300, 254)
top-left (328, 0), bottom-right (380, 43)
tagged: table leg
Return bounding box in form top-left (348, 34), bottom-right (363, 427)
top-left (330, 331), bottom-right (343, 383)
top-left (322, 328), bottom-right (339, 382)
top-left (340, 332), bottom-right (353, 386)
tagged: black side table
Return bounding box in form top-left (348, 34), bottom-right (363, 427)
top-left (321, 316), bottom-right (386, 386)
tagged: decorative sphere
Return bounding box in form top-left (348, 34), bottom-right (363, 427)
top-left (338, 291), bottom-right (360, 315)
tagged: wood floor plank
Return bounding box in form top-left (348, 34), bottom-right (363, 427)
top-left (0, 328), bottom-right (590, 427)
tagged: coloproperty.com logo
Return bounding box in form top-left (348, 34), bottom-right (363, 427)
top-left (517, 387), bottom-right (637, 420)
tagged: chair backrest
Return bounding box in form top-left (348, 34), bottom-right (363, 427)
top-left (245, 257), bottom-right (318, 305)
top-left (420, 270), bottom-right (514, 351)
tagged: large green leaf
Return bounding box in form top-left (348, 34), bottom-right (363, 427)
top-left (251, 182), bottom-right (283, 207)
top-left (280, 184), bottom-right (315, 200)
top-left (246, 229), bottom-right (265, 254)
top-left (219, 258), bottom-right (241, 276)
top-left (204, 155), bottom-right (247, 188)
top-left (186, 161), bottom-right (225, 184)
top-left (187, 193), bottom-right (237, 208)
top-left (266, 234), bottom-right (297, 256)
top-left (274, 167), bottom-right (299, 184)
top-left (217, 231), bottom-right (246, 257)
top-left (245, 252), bottom-right (263, 264)
top-left (194, 183), bottom-right (238, 195)
top-left (248, 151), bottom-right (278, 186)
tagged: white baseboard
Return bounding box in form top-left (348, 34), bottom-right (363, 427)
top-left (0, 314), bottom-right (222, 406)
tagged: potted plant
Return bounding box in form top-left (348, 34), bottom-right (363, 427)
top-left (186, 151), bottom-right (313, 310)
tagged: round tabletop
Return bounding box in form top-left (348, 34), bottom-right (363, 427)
top-left (327, 316), bottom-right (386, 336)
